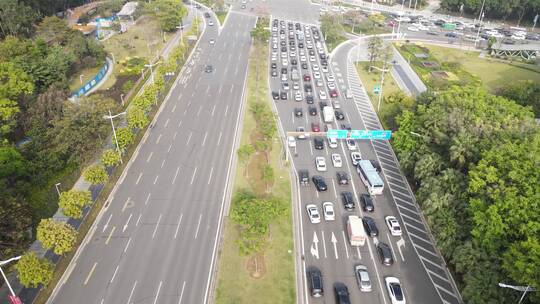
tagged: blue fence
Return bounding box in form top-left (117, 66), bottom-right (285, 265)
top-left (71, 59), bottom-right (110, 98)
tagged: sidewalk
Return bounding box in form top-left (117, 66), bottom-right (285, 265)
top-left (0, 6), bottom-right (198, 304)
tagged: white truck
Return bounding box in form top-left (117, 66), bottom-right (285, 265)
top-left (347, 215), bottom-right (367, 246)
top-left (323, 106), bottom-right (334, 123)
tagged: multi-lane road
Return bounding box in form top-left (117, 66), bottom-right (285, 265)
top-left (47, 5), bottom-right (256, 304)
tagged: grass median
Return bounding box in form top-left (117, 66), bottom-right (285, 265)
top-left (214, 38), bottom-right (295, 303)
top-left (355, 61), bottom-right (400, 110)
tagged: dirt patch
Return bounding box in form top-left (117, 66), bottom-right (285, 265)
top-left (246, 255), bottom-right (267, 279)
top-left (422, 61), bottom-right (439, 68)
top-left (247, 152), bottom-right (267, 194)
top-left (95, 74), bottom-right (138, 103)
top-left (432, 71), bottom-right (449, 79)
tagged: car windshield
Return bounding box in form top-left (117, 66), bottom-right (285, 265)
top-left (391, 283), bottom-right (403, 299)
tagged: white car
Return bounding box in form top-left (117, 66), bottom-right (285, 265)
top-left (355, 265), bottom-right (372, 292)
top-left (385, 277), bottom-right (406, 304)
top-left (287, 136), bottom-right (296, 148)
top-left (281, 73), bottom-right (287, 81)
top-left (331, 154), bottom-right (343, 167)
top-left (319, 90), bottom-right (327, 100)
top-left (351, 151), bottom-right (362, 165)
top-left (282, 59), bottom-right (288, 66)
top-left (309, 55), bottom-right (316, 62)
top-left (321, 65), bottom-right (329, 73)
top-left (300, 55), bottom-right (307, 62)
top-left (315, 156), bottom-right (327, 172)
top-left (312, 64), bottom-right (320, 71)
top-left (328, 137), bottom-right (338, 148)
top-left (346, 139), bottom-right (357, 151)
top-left (322, 202), bottom-right (335, 221)
top-left (385, 216), bottom-right (402, 236)
top-left (512, 34), bottom-right (526, 40)
top-left (326, 74), bottom-right (335, 82)
top-left (407, 26), bottom-right (419, 32)
top-left (306, 204), bottom-right (321, 224)
top-left (281, 52), bottom-right (287, 58)
top-left (313, 71), bottom-right (321, 79)
top-left (316, 79), bottom-right (323, 87)
top-left (290, 51), bottom-right (296, 57)
top-left (345, 89), bottom-right (353, 99)
top-left (293, 82), bottom-right (300, 90)
top-left (208, 20), bottom-right (214, 26)
top-left (327, 82), bottom-right (336, 90)
top-left (210, 39), bottom-right (216, 45)
top-left (295, 91), bottom-right (303, 101)
top-left (296, 126), bottom-right (307, 139)
top-left (282, 82), bottom-right (290, 90)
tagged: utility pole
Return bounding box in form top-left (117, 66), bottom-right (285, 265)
top-left (370, 64), bottom-right (390, 112)
top-left (0, 256), bottom-right (23, 304)
top-left (103, 110), bottom-right (127, 164)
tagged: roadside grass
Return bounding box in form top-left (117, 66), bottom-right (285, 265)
top-left (355, 61), bottom-right (401, 110)
top-left (396, 42), bottom-right (540, 92)
top-left (216, 10), bottom-right (228, 25)
top-left (343, 22), bottom-right (390, 36)
top-left (68, 65), bottom-right (104, 92)
top-left (215, 40), bottom-right (295, 304)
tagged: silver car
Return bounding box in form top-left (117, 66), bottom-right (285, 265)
top-left (355, 265), bottom-right (372, 292)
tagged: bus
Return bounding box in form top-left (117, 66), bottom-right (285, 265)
top-left (356, 160), bottom-right (384, 195)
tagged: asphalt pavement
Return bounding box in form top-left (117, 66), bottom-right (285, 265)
top-left (47, 7), bottom-right (256, 304)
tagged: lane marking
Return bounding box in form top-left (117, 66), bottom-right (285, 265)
top-left (202, 132), bottom-right (208, 146)
top-left (161, 159), bottom-right (166, 168)
top-left (321, 230), bottom-right (327, 258)
top-left (152, 214), bottom-right (162, 239)
top-left (173, 131), bottom-right (178, 140)
top-left (341, 231), bottom-right (349, 259)
top-left (103, 214), bottom-right (112, 232)
top-left (174, 213), bottom-right (183, 239)
top-left (356, 247), bottom-right (362, 260)
top-left (84, 262), bottom-right (98, 285)
top-left (173, 166), bottom-right (180, 184)
top-left (164, 118), bottom-right (170, 128)
top-left (218, 84), bottom-right (223, 94)
top-left (124, 237), bottom-right (132, 253)
top-left (190, 167), bottom-right (198, 185)
top-left (194, 213), bottom-right (202, 239)
top-left (211, 105), bottom-right (216, 116)
top-left (122, 197), bottom-right (131, 212)
top-left (105, 226), bottom-right (116, 245)
top-left (217, 131), bottom-right (222, 146)
top-left (224, 105), bottom-right (229, 116)
top-left (145, 193), bottom-right (151, 205)
top-left (153, 281), bottom-right (163, 304)
top-left (186, 132), bottom-right (193, 145)
top-left (172, 105), bottom-right (177, 113)
top-left (135, 173), bottom-right (143, 185)
top-left (153, 175), bottom-right (159, 185)
top-left (331, 179), bottom-right (337, 198)
top-left (156, 134), bottom-right (162, 144)
top-left (207, 167), bottom-right (214, 184)
top-left (136, 213), bottom-right (141, 226)
top-left (197, 105), bottom-right (203, 116)
top-left (230, 84), bottom-right (234, 93)
top-left (178, 281), bottom-right (186, 304)
top-left (206, 85), bottom-right (210, 94)
top-left (123, 213), bottom-right (132, 232)
top-left (110, 265), bottom-right (119, 283)
top-left (146, 152), bottom-right (153, 162)
top-left (167, 144), bottom-right (172, 153)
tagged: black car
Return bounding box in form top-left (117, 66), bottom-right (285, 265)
top-left (204, 65), bottom-right (213, 73)
top-left (313, 137), bottom-right (324, 150)
top-left (445, 32), bottom-right (458, 38)
top-left (280, 40), bottom-right (286, 46)
top-left (377, 242), bottom-right (394, 266)
top-left (312, 175), bottom-right (327, 191)
top-left (335, 110), bottom-right (345, 120)
top-left (360, 194), bottom-right (374, 212)
top-left (318, 101), bottom-right (328, 110)
top-left (304, 84), bottom-right (313, 93)
top-left (272, 91), bottom-right (279, 100)
top-left (320, 53), bottom-right (327, 60)
top-left (280, 91), bottom-right (288, 100)
top-left (301, 63), bottom-right (308, 69)
top-left (309, 49), bottom-right (315, 56)
top-left (341, 191), bottom-right (355, 210)
top-left (299, 169), bottom-right (309, 185)
top-left (334, 283), bottom-right (351, 304)
top-left (362, 216), bottom-right (379, 237)
top-left (308, 106), bottom-right (317, 116)
top-left (298, 42), bottom-right (304, 48)
top-left (306, 95), bottom-right (314, 104)
top-left (320, 59), bottom-right (328, 66)
top-left (281, 68), bottom-right (287, 74)
top-left (271, 69), bottom-right (277, 77)
top-left (271, 62), bottom-right (277, 69)
top-left (341, 123), bottom-right (351, 131)
top-left (307, 267), bottom-right (324, 297)
top-left (291, 59), bottom-right (298, 65)
top-left (281, 46), bottom-right (287, 52)
top-left (336, 171), bottom-right (349, 185)
top-left (294, 107), bottom-right (303, 117)
top-left (204, 12), bottom-right (211, 18)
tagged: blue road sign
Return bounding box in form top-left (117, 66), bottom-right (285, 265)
top-left (350, 130), bottom-right (392, 140)
top-left (326, 130), bottom-right (349, 139)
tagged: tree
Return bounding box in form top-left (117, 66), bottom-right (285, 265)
top-left (83, 164), bottom-right (109, 185)
top-left (15, 252), bottom-right (53, 288)
top-left (0, 61), bottom-right (34, 136)
top-left (146, 0), bottom-right (188, 32)
top-left (498, 80), bottom-right (540, 117)
top-left (261, 164), bottom-right (274, 192)
top-left (27, 85), bottom-right (67, 129)
top-left (127, 106), bottom-right (149, 130)
top-left (58, 190), bottom-right (92, 219)
top-left (36, 218), bottom-right (77, 255)
top-left (116, 127), bottom-right (135, 150)
top-left (367, 36), bottom-right (383, 64)
top-left (320, 14), bottom-right (345, 46)
top-left (251, 18), bottom-right (270, 43)
top-left (237, 144), bottom-right (254, 177)
top-left (101, 149), bottom-right (121, 167)
top-left (0, 0), bottom-right (38, 38)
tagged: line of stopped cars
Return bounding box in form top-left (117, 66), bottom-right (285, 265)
top-left (270, 19), bottom-right (406, 304)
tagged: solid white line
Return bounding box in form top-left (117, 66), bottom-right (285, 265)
top-left (190, 167), bottom-right (198, 185)
top-left (387, 233), bottom-right (398, 262)
top-left (321, 230), bottom-right (327, 258)
top-left (211, 104), bottom-right (216, 116)
top-left (152, 214), bottom-right (162, 239)
top-left (174, 214), bottom-right (183, 239)
top-left (208, 167), bottom-right (214, 184)
top-left (110, 265), bottom-right (119, 283)
top-left (194, 214), bottom-right (202, 239)
top-left (135, 173), bottom-right (143, 185)
top-left (146, 152), bottom-right (153, 162)
top-left (173, 166), bottom-right (180, 184)
top-left (202, 132), bottom-right (208, 146)
top-left (153, 281), bottom-right (163, 304)
top-left (356, 247), bottom-right (362, 260)
top-left (331, 179), bottom-right (337, 198)
top-left (124, 237), bottom-right (132, 253)
top-left (126, 281), bottom-right (137, 304)
top-left (172, 105), bottom-right (177, 113)
top-left (145, 193), bottom-right (151, 205)
top-left (153, 175), bottom-right (159, 185)
top-left (309, 140), bottom-right (314, 156)
top-left (135, 214), bottom-right (141, 226)
top-left (178, 281), bottom-right (186, 304)
top-left (341, 231), bottom-right (349, 259)
top-left (161, 159), bottom-right (166, 168)
top-left (187, 132), bottom-right (193, 145)
top-left (224, 105), bottom-right (229, 116)
top-left (164, 118), bottom-right (170, 128)
top-left (156, 134), bottom-right (162, 144)
top-left (217, 132), bottom-right (222, 146)
top-left (84, 262), bottom-right (98, 285)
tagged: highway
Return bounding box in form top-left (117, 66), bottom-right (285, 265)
top-left (47, 5), bottom-right (256, 304)
top-left (268, 2), bottom-right (462, 303)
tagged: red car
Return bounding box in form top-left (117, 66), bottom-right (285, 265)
top-left (311, 122), bottom-right (320, 132)
top-left (329, 89), bottom-right (338, 98)
top-left (303, 74), bottom-right (311, 81)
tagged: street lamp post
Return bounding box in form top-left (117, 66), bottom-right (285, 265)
top-left (120, 93), bottom-right (125, 106)
top-left (370, 65), bottom-right (390, 112)
top-left (144, 62), bottom-right (161, 84)
top-left (103, 110), bottom-right (127, 164)
top-left (79, 74), bottom-right (84, 84)
top-left (499, 283), bottom-right (536, 304)
top-left (55, 182), bottom-right (61, 196)
top-left (0, 256), bottom-right (22, 304)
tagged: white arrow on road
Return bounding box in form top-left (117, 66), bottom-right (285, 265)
top-left (123, 213), bottom-right (132, 233)
top-left (331, 232), bottom-right (339, 260)
top-left (397, 238), bottom-right (406, 262)
top-left (310, 231), bottom-right (319, 259)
